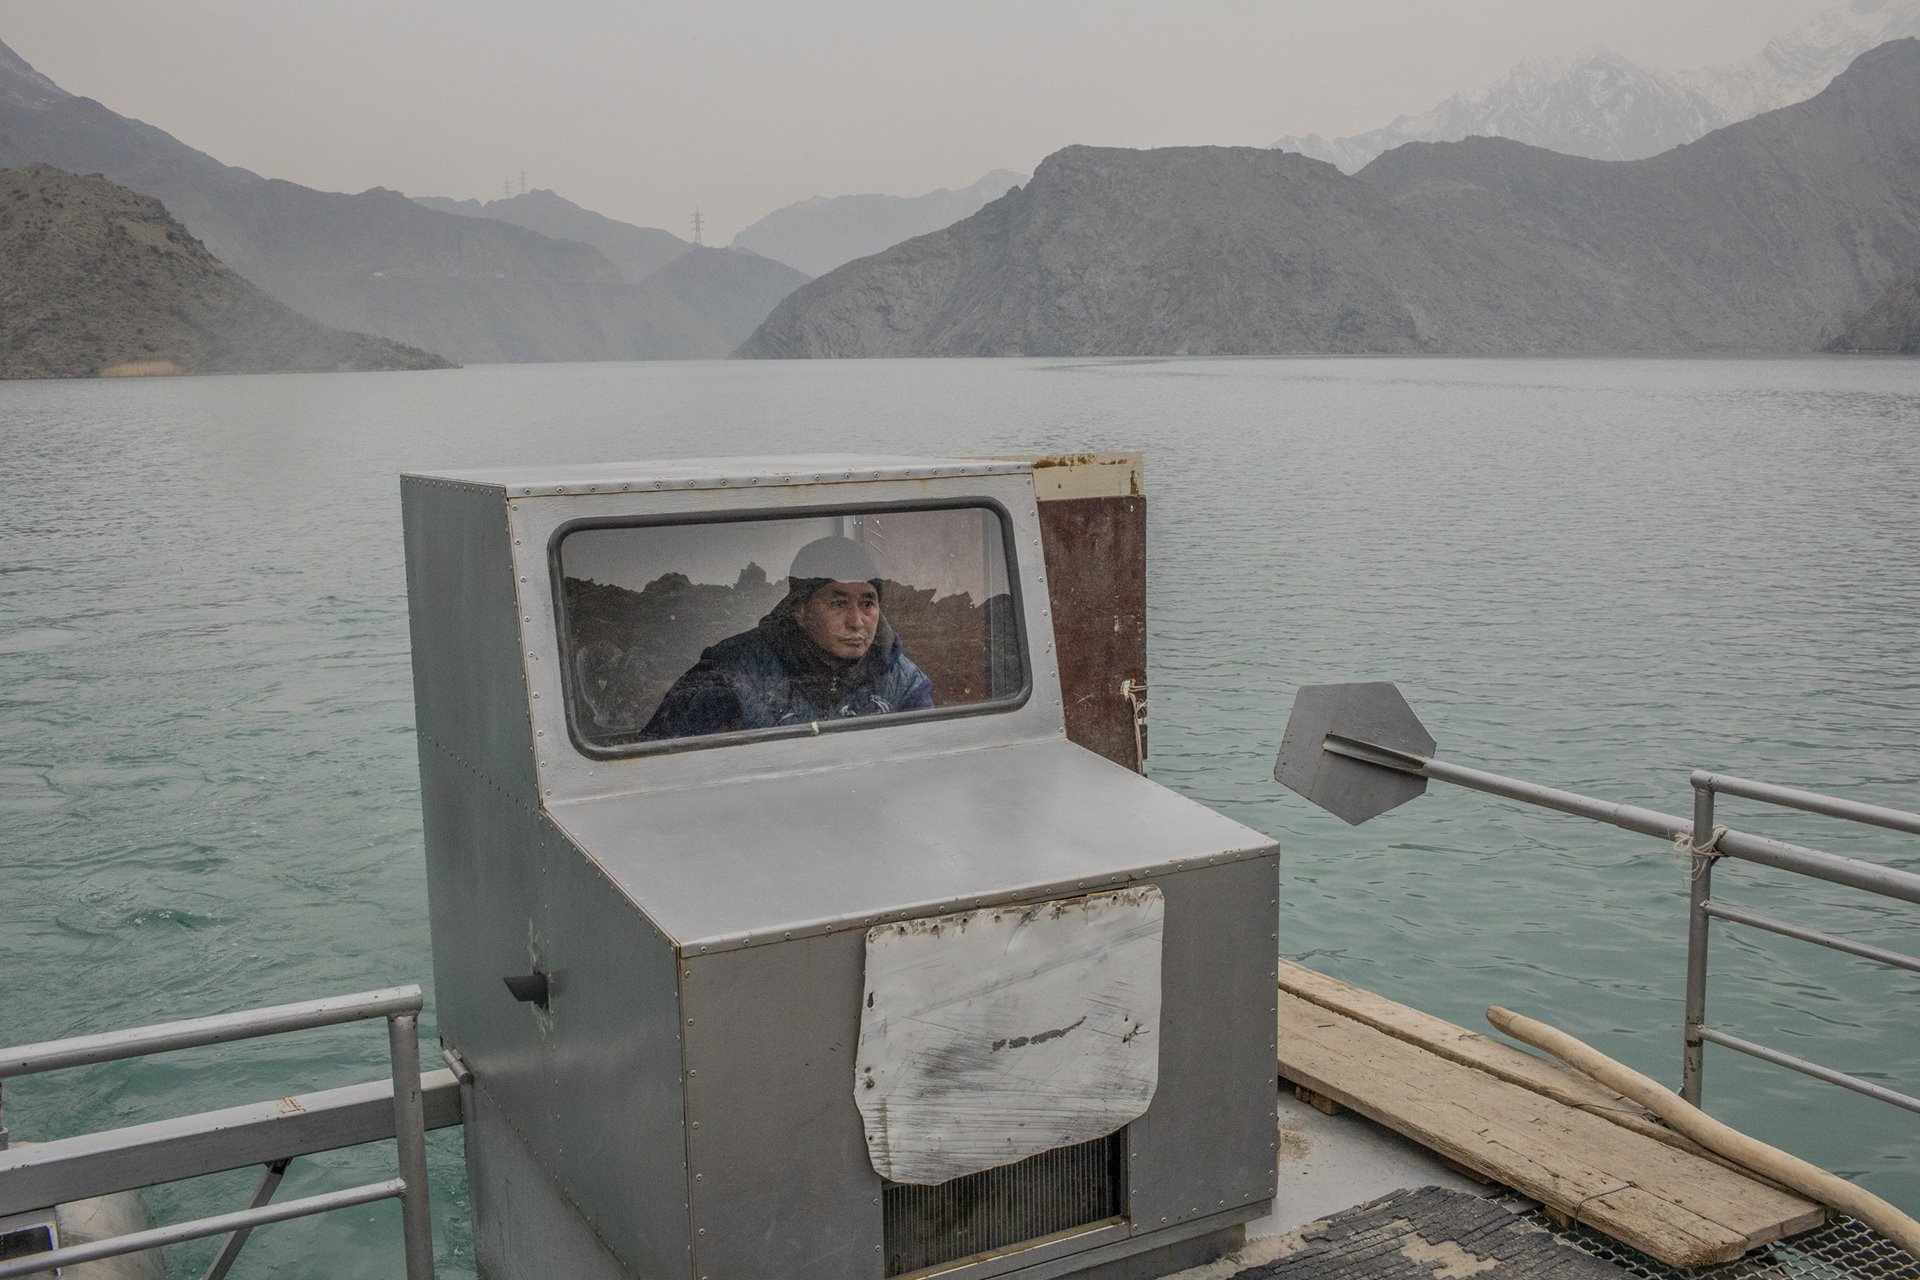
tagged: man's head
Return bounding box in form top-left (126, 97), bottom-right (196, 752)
top-left (786, 536), bottom-right (882, 661)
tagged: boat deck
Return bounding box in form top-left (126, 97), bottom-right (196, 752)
top-left (1154, 963), bottom-right (1920, 1280)
top-left (1267, 961), bottom-right (1823, 1269)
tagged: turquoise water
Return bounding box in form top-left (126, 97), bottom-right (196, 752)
top-left (2, 356), bottom-right (1917, 1275)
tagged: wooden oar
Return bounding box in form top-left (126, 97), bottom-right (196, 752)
top-left (1486, 1006), bottom-right (1920, 1261)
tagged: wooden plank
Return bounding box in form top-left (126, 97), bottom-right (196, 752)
top-left (1279, 962), bottom-right (1663, 1123)
top-left (1277, 990), bottom-right (1825, 1268)
top-left (1024, 452), bottom-right (1144, 502)
top-left (1278, 961), bottom-right (1775, 1174)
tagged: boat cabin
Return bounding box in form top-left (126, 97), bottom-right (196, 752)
top-left (398, 456), bottom-right (1282, 1280)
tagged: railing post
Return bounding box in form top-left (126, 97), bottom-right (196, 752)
top-left (1681, 780), bottom-right (1716, 1107)
top-left (387, 1013), bottom-right (436, 1280)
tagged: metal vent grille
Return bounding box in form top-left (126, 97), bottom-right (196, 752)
top-left (883, 1131), bottom-right (1128, 1276)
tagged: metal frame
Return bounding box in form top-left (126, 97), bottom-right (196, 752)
top-left (503, 469), bottom-right (1068, 808)
top-left (543, 494), bottom-right (1036, 760)
top-left (1680, 771), bottom-right (1920, 1113)
top-left (0, 987), bottom-right (437, 1280)
top-left (1303, 732), bottom-right (1920, 1120)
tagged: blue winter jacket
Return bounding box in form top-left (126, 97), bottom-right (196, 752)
top-left (641, 615), bottom-right (932, 740)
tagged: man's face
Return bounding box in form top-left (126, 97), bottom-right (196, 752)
top-left (798, 579), bottom-right (879, 660)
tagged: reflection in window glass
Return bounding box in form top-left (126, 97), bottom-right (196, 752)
top-left (558, 507), bottom-right (1023, 750)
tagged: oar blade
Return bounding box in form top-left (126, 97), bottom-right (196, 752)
top-left (1274, 681), bottom-right (1435, 825)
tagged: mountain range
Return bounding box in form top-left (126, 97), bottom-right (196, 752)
top-left (1825, 265), bottom-right (1920, 351)
top-left (730, 171), bottom-right (1029, 277)
top-left (411, 188), bottom-right (692, 283)
top-left (740, 40), bottom-right (1920, 358)
top-left (0, 164), bottom-right (447, 378)
top-left (0, 38), bottom-right (805, 363)
top-left (1272, 0), bottom-right (1920, 170)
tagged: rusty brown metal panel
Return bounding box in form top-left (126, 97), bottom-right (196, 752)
top-left (1038, 492), bottom-right (1147, 770)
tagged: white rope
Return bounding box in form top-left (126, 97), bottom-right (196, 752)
top-left (1673, 822), bottom-right (1728, 859)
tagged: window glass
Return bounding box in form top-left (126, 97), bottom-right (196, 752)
top-left (557, 506), bottom-right (1023, 751)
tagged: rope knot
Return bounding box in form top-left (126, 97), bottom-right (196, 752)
top-left (1674, 823), bottom-right (1728, 860)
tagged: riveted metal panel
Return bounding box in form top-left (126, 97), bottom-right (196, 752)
top-left (525, 823), bottom-right (689, 1276)
top-left (547, 738), bottom-right (1275, 954)
top-left (409, 454), bottom-right (1031, 498)
top-left (464, 1082), bottom-right (635, 1280)
top-left (1124, 855), bottom-right (1279, 1232)
top-left (503, 470), bottom-right (1063, 806)
top-left (682, 930), bottom-right (880, 1280)
top-left (401, 475), bottom-right (538, 802)
top-left (419, 739), bottom-right (688, 1276)
top-left (415, 742), bottom-right (548, 1092)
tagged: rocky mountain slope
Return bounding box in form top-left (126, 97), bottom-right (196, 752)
top-left (412, 188), bottom-right (691, 282)
top-left (1273, 0), bottom-right (1920, 171)
top-left (740, 41), bottom-right (1920, 358)
top-left (625, 246), bottom-right (813, 358)
top-left (0, 165), bottom-right (449, 378)
top-left (1824, 265), bottom-right (1920, 351)
top-left (0, 39), bottom-right (803, 362)
top-left (731, 170), bottom-right (1027, 277)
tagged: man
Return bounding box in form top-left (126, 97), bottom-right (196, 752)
top-left (640, 535), bottom-right (933, 740)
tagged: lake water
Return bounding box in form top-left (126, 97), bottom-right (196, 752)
top-left (2, 356), bottom-right (1917, 1276)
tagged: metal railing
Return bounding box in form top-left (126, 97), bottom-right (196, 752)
top-left (0, 986), bottom-right (438, 1280)
top-left (1682, 772), bottom-right (1920, 1112)
top-left (1275, 682), bottom-right (1920, 1132)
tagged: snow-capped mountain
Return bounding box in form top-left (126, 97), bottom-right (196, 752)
top-left (1273, 0), bottom-right (1920, 171)
top-left (1681, 0), bottom-right (1920, 119)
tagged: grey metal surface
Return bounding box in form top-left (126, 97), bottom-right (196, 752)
top-left (1273, 684), bottom-right (1433, 826)
top-left (461, 1087), bottom-right (634, 1280)
top-left (1125, 856), bottom-right (1280, 1234)
top-left (0, 988), bottom-right (422, 1078)
top-left (422, 764), bottom-right (689, 1279)
top-left (550, 737), bottom-right (1275, 955)
top-left (505, 469), bottom-right (1066, 808)
top-left (516, 811), bottom-right (690, 1277)
top-left (683, 929), bottom-right (880, 1279)
top-left (0, 1180), bottom-right (406, 1280)
top-left (400, 475), bottom-right (539, 801)
top-left (387, 1013), bottom-right (435, 1280)
top-left (402, 455), bottom-right (1285, 1279)
top-left (678, 857), bottom-right (1277, 1279)
top-left (0, 1073), bottom-right (459, 1217)
top-left (406, 455), bottom-right (1031, 499)
top-left (1682, 787), bottom-right (1715, 1105)
top-left (992, 1213), bottom-right (1246, 1280)
top-left (1694, 770), bottom-right (1920, 836)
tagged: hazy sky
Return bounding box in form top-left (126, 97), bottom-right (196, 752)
top-left (0, 0), bottom-right (1837, 242)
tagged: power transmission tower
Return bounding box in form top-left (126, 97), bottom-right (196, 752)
top-left (519, 170), bottom-right (527, 195)
top-left (690, 209), bottom-right (705, 247)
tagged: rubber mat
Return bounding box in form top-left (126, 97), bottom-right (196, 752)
top-left (1212, 1186), bottom-right (1627, 1279)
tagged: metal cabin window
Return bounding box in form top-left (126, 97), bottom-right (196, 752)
top-left (553, 503), bottom-right (1027, 754)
